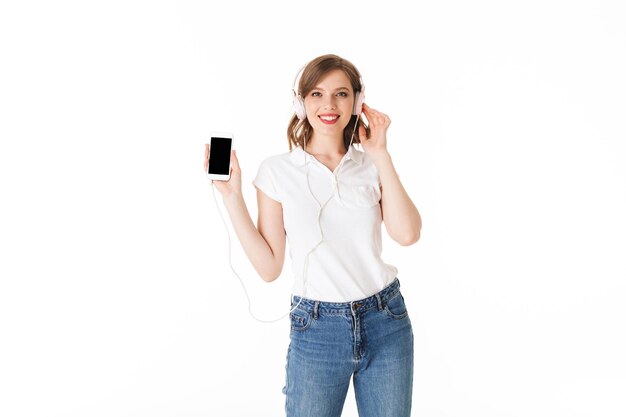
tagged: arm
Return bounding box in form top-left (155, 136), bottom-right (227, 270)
top-left (222, 189), bottom-right (286, 282)
top-left (205, 146), bottom-right (285, 282)
top-left (358, 103), bottom-right (422, 246)
top-left (372, 152), bottom-right (422, 246)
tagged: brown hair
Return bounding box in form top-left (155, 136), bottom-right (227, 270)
top-left (287, 54), bottom-right (370, 151)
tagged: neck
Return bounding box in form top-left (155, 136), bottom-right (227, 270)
top-left (305, 132), bottom-right (346, 156)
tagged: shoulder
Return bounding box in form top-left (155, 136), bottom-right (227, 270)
top-left (260, 151), bottom-right (290, 164)
top-left (352, 146), bottom-right (382, 186)
top-left (258, 148), bottom-right (300, 169)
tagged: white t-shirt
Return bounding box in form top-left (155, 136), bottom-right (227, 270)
top-left (252, 144), bottom-right (398, 302)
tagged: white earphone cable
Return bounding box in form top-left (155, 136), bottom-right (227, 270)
top-left (208, 115), bottom-right (361, 323)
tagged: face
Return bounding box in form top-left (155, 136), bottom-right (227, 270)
top-left (304, 69), bottom-right (354, 136)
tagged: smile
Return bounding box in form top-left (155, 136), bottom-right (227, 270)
top-left (319, 115), bottom-right (339, 124)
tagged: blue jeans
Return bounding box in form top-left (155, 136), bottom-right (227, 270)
top-left (283, 278), bottom-right (414, 417)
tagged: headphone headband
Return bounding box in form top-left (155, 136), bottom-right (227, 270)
top-left (291, 63), bottom-right (307, 98)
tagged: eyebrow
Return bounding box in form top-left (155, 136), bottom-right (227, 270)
top-left (312, 86), bottom-right (350, 92)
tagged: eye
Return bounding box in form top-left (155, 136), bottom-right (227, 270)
top-left (311, 91), bottom-right (321, 97)
top-left (337, 92), bottom-right (348, 97)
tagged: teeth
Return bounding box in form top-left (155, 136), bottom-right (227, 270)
top-left (320, 115), bottom-right (338, 121)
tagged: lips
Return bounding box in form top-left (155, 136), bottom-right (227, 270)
top-left (318, 114), bottom-right (339, 125)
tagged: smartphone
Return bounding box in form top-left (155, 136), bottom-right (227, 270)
top-left (206, 131), bottom-right (234, 181)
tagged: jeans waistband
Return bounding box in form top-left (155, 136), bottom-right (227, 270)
top-left (291, 277), bottom-right (401, 315)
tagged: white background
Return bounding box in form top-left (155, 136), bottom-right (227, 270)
top-left (1, 1), bottom-right (625, 416)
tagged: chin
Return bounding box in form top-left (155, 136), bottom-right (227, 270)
top-left (317, 121), bottom-right (349, 132)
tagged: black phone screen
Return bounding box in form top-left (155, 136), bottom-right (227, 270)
top-left (208, 137), bottom-right (232, 175)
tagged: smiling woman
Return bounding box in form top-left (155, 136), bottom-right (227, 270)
top-left (287, 54), bottom-right (369, 152)
top-left (204, 53), bottom-right (422, 417)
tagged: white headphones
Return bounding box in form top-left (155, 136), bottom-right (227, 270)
top-left (291, 63), bottom-right (365, 121)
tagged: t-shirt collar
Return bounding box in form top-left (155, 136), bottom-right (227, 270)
top-left (289, 143), bottom-right (363, 167)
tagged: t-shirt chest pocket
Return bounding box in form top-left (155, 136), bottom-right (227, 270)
top-left (340, 184), bottom-right (381, 209)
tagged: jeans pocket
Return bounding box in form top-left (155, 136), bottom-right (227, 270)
top-left (384, 292), bottom-right (408, 319)
top-left (290, 308), bottom-right (312, 331)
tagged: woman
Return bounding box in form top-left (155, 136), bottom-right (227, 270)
top-left (204, 54), bottom-right (422, 417)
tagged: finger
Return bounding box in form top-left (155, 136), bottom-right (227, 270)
top-left (362, 104), bottom-right (385, 125)
top-left (375, 113), bottom-right (389, 125)
top-left (366, 107), bottom-right (389, 126)
top-left (366, 106), bottom-right (383, 120)
top-left (230, 149), bottom-right (241, 172)
top-left (363, 103), bottom-right (382, 116)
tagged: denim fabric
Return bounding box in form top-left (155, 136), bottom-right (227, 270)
top-left (283, 278), bottom-right (414, 417)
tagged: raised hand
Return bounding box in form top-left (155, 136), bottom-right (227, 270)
top-left (204, 144), bottom-right (242, 199)
top-left (358, 103), bottom-right (391, 159)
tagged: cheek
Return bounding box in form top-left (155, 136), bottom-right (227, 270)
top-left (342, 100), bottom-right (354, 118)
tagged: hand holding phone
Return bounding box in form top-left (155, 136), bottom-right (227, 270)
top-left (204, 132), bottom-right (241, 197)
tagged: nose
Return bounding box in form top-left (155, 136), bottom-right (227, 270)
top-left (322, 94), bottom-right (337, 109)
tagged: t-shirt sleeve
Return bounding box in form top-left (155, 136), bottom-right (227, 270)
top-left (252, 158), bottom-right (282, 203)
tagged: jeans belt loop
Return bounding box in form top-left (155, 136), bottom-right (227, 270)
top-left (375, 293), bottom-right (383, 311)
top-left (313, 301), bottom-right (320, 319)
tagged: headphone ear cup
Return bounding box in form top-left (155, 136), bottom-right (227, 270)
top-left (292, 91), bottom-right (306, 120)
top-left (353, 90), bottom-right (365, 115)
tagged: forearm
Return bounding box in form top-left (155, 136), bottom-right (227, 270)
top-left (372, 152), bottom-right (422, 245)
top-left (221, 192), bottom-right (278, 281)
